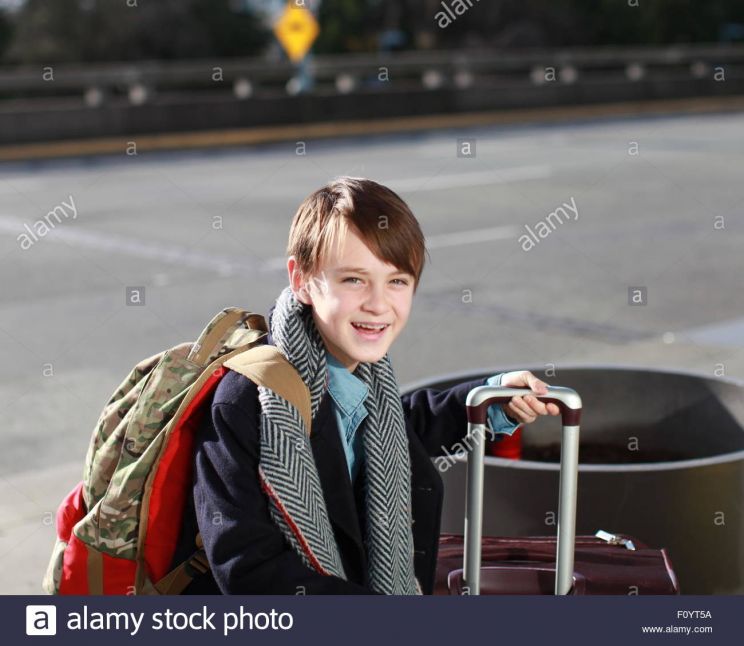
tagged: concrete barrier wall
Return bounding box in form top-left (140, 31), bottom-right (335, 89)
top-left (2, 75), bottom-right (743, 145)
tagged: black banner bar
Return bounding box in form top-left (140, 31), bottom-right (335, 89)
top-left (6, 595), bottom-right (738, 645)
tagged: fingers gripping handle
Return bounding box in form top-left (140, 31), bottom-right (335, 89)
top-left (465, 385), bottom-right (582, 426)
top-left (462, 385), bottom-right (582, 596)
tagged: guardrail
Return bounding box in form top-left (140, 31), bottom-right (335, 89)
top-left (1, 44), bottom-right (743, 106)
top-left (1, 44), bottom-right (743, 148)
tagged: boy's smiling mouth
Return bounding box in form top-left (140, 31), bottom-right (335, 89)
top-left (351, 321), bottom-right (390, 338)
top-left (352, 321), bottom-right (389, 329)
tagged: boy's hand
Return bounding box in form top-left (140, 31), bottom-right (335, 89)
top-left (500, 371), bottom-right (560, 424)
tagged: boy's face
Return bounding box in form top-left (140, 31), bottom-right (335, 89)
top-left (288, 228), bottom-right (415, 372)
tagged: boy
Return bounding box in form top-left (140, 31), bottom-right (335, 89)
top-left (174, 177), bottom-right (558, 595)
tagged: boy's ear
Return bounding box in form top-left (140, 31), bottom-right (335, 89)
top-left (287, 256), bottom-right (312, 305)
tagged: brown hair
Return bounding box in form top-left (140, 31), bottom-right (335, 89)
top-left (286, 177), bottom-right (428, 292)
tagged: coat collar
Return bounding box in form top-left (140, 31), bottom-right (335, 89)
top-left (309, 392), bottom-right (367, 571)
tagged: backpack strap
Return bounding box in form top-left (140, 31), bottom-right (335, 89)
top-left (223, 344), bottom-right (312, 435)
top-left (153, 535), bottom-right (210, 595)
top-left (153, 344), bottom-right (311, 595)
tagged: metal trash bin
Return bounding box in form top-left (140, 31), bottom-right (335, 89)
top-left (402, 366), bottom-right (744, 595)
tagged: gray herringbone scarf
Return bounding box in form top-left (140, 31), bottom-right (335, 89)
top-left (256, 286), bottom-right (421, 595)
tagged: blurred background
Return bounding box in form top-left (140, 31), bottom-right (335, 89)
top-left (2, 0), bottom-right (744, 147)
top-left (1, 0), bottom-right (743, 594)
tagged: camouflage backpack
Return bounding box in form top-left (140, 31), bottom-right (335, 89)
top-left (43, 307), bottom-right (311, 595)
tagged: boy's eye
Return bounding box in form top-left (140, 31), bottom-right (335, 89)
top-left (343, 277), bottom-right (409, 286)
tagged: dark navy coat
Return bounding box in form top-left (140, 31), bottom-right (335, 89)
top-left (172, 328), bottom-right (490, 595)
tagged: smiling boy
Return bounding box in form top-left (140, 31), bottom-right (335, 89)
top-left (175, 177), bottom-right (558, 595)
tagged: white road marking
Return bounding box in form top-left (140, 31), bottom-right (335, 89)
top-left (0, 214), bottom-right (258, 276)
top-left (0, 163), bottom-right (540, 275)
top-left (677, 317), bottom-right (744, 348)
top-left (384, 165), bottom-right (552, 192)
top-left (425, 225), bottom-right (519, 249)
top-left (0, 212), bottom-right (519, 275)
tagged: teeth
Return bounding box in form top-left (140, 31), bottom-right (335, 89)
top-left (353, 323), bottom-right (387, 330)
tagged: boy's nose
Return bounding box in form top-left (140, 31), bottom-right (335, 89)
top-left (362, 284), bottom-right (389, 313)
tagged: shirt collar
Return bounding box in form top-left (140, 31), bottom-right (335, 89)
top-left (325, 350), bottom-right (368, 417)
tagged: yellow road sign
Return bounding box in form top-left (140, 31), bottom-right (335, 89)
top-left (274, 4), bottom-right (320, 63)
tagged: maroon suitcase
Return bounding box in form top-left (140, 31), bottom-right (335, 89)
top-left (434, 533), bottom-right (679, 595)
top-left (433, 383), bottom-right (680, 595)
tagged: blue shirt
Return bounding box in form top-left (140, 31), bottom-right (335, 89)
top-left (324, 351), bottom-right (520, 481)
top-left (485, 373), bottom-right (522, 440)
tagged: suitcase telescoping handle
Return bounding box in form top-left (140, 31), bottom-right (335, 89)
top-left (464, 385), bottom-right (582, 595)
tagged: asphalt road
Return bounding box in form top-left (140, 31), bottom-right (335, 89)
top-left (0, 110), bottom-right (742, 592)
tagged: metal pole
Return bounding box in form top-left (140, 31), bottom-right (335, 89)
top-left (555, 425), bottom-right (580, 594)
top-left (463, 422), bottom-right (486, 595)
